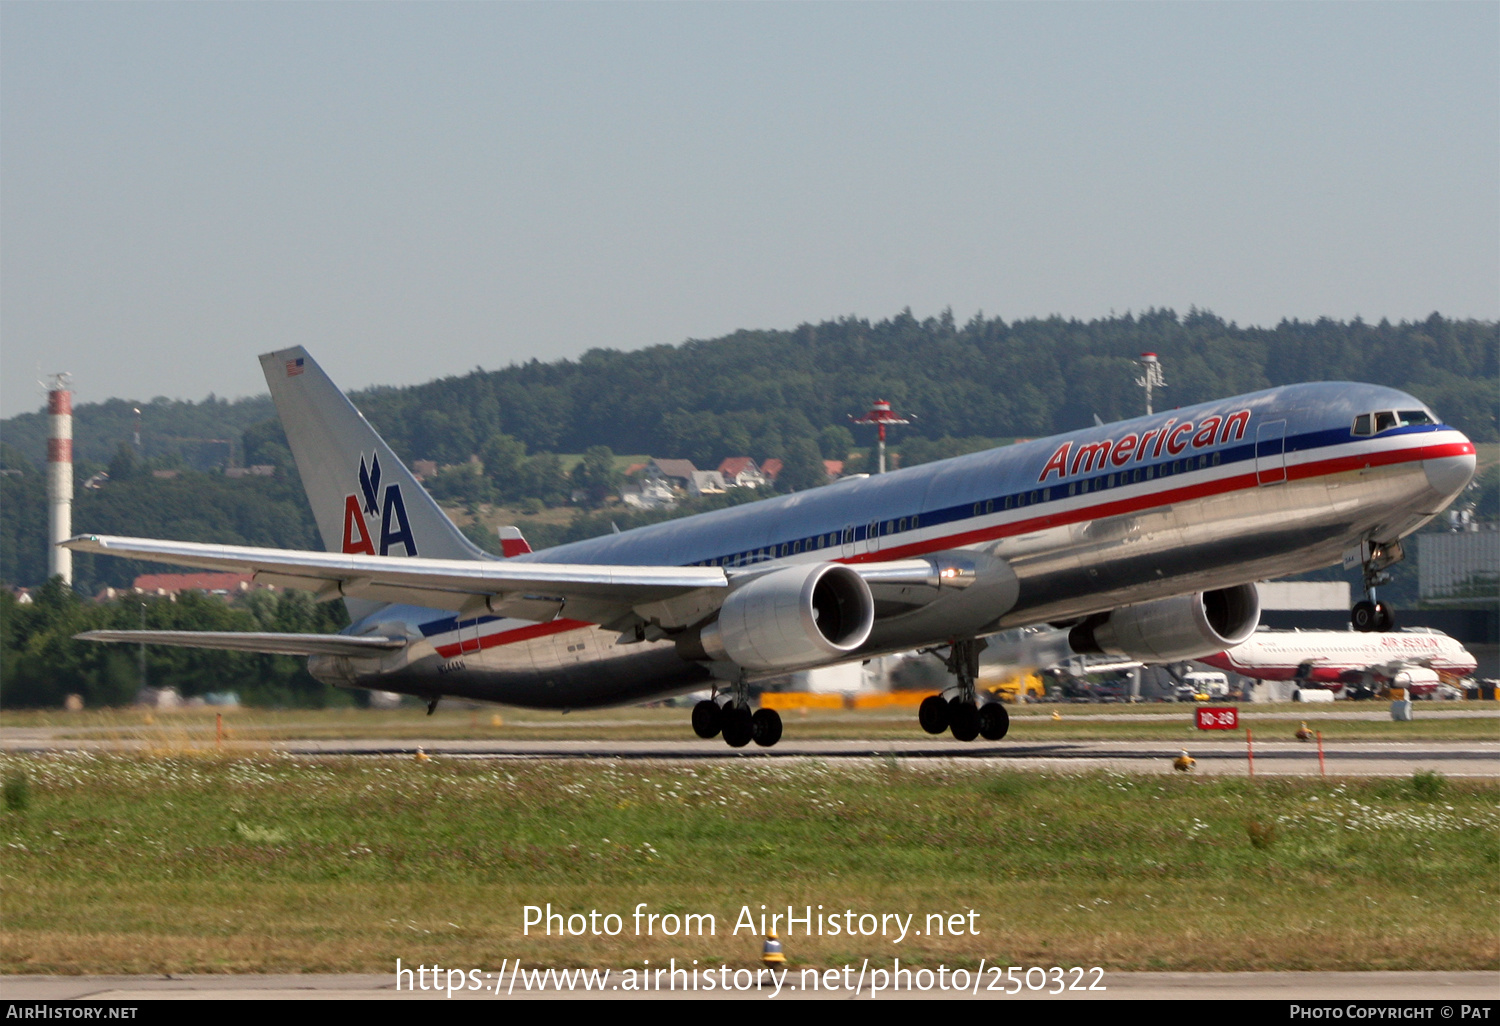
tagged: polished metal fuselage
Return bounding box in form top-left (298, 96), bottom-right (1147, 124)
top-left (326, 382), bottom-right (1475, 708)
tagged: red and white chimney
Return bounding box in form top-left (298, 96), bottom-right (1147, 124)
top-left (46, 375), bottom-right (73, 585)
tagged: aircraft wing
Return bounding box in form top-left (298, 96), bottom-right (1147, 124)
top-left (1367, 657), bottom-right (1434, 678)
top-left (71, 630), bottom-right (407, 657)
top-left (64, 534), bottom-right (730, 627)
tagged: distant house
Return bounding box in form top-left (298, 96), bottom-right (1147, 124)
top-left (129, 572), bottom-right (259, 599)
top-left (688, 470), bottom-right (727, 497)
top-left (823, 460), bottom-right (844, 481)
top-left (621, 477), bottom-right (676, 509)
top-left (411, 460), bottom-right (438, 481)
top-left (224, 465), bottom-right (276, 479)
top-left (646, 459), bottom-right (697, 491)
top-left (759, 458), bottom-right (783, 484)
top-left (717, 457), bottom-right (767, 489)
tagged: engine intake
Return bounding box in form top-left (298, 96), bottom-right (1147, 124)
top-left (677, 563), bottom-right (875, 672)
top-left (1068, 584), bottom-right (1260, 662)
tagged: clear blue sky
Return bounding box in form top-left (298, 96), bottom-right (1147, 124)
top-left (3, 2), bottom-right (1495, 416)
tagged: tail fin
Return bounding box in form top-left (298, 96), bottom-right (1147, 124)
top-left (497, 526), bottom-right (532, 557)
top-left (260, 347), bottom-right (493, 589)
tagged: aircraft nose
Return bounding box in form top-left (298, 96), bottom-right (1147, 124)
top-left (1423, 446), bottom-right (1476, 505)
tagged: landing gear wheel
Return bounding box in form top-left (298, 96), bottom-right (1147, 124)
top-left (948, 699), bottom-right (980, 742)
top-left (721, 706), bottom-right (754, 748)
top-left (691, 700), bottom-right (722, 739)
top-left (1351, 600), bottom-right (1377, 632)
top-left (978, 702), bottom-right (1010, 741)
top-left (918, 695), bottom-right (950, 735)
top-left (1374, 601), bottom-right (1395, 632)
top-left (751, 708), bottom-right (783, 748)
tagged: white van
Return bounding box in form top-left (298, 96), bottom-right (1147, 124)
top-left (1175, 671), bottom-right (1230, 702)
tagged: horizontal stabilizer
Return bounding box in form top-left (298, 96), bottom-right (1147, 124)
top-left (73, 630), bottom-right (408, 657)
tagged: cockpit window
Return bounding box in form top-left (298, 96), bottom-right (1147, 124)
top-left (1355, 409), bottom-right (1436, 436)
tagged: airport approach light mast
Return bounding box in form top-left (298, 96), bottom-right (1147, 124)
top-left (850, 399), bottom-right (911, 474)
top-left (1136, 352), bottom-right (1166, 416)
top-left (45, 373), bottom-right (73, 585)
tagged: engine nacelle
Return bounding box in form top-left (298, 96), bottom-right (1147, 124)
top-left (1392, 667), bottom-right (1440, 696)
top-left (1069, 584), bottom-right (1260, 663)
top-left (678, 563), bottom-right (875, 672)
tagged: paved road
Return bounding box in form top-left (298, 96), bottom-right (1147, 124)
top-left (4, 971), bottom-right (1496, 1000)
top-left (3, 733), bottom-right (1496, 775)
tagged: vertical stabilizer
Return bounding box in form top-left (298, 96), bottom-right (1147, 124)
top-left (260, 348), bottom-right (492, 617)
top-left (497, 526), bottom-right (532, 557)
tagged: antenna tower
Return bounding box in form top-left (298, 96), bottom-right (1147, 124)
top-left (850, 399), bottom-right (911, 474)
top-left (1136, 353), bottom-right (1166, 415)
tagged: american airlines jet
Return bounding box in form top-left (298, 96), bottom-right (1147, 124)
top-left (69, 348), bottom-right (1476, 747)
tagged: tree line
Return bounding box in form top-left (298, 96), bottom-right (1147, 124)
top-left (289, 309), bottom-right (1500, 469)
top-left (6, 310), bottom-right (1494, 472)
top-left (1, 442), bottom-right (322, 593)
top-left (1, 581), bottom-right (350, 709)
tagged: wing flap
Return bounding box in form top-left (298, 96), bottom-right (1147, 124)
top-left (73, 630), bottom-right (406, 657)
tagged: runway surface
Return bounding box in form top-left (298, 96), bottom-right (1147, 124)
top-left (5, 971), bottom-right (1496, 1000)
top-left (3, 733), bottom-right (1496, 775)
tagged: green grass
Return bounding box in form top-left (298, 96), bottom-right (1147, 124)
top-left (1, 754), bottom-right (1495, 974)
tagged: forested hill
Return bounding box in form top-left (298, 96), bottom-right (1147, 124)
top-left (3, 310), bottom-right (1496, 472)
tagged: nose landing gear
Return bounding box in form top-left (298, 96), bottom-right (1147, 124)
top-left (1351, 599), bottom-right (1395, 633)
top-left (1350, 541), bottom-right (1402, 632)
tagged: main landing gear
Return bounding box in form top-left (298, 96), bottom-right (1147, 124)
top-left (917, 638), bottom-right (1009, 743)
top-left (691, 685), bottom-right (782, 749)
top-left (1351, 541), bottom-right (1402, 633)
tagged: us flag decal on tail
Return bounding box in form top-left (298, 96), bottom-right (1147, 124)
top-left (285, 357), bottom-right (305, 376)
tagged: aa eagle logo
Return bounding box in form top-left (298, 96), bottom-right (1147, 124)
top-left (341, 452), bottom-right (418, 557)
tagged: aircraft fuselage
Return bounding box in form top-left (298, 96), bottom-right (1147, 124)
top-left (313, 381), bottom-right (1475, 708)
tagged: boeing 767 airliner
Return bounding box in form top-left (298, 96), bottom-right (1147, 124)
top-left (68, 347), bottom-right (1476, 747)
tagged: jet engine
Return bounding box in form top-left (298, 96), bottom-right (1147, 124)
top-left (676, 563), bottom-right (875, 672)
top-left (1068, 584), bottom-right (1260, 663)
top-left (1392, 667), bottom-right (1441, 697)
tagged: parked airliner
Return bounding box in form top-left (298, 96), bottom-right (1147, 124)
top-left (69, 348), bottom-right (1476, 746)
top-left (1203, 626), bottom-right (1477, 698)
